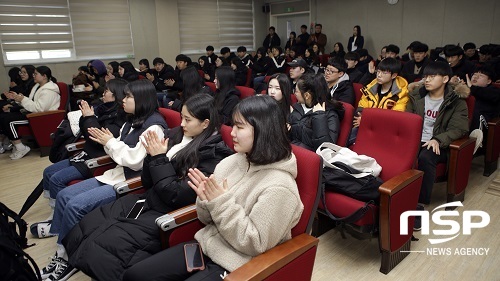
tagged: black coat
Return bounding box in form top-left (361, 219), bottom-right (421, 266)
top-left (470, 85), bottom-right (500, 130)
top-left (329, 80), bottom-right (355, 106)
top-left (401, 57), bottom-right (430, 83)
top-left (63, 133), bottom-right (233, 281)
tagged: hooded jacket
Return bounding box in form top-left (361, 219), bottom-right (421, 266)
top-left (19, 81), bottom-right (60, 113)
top-left (406, 82), bottom-right (469, 148)
top-left (358, 76), bottom-right (409, 111)
top-left (194, 152), bottom-right (303, 272)
top-left (329, 74), bottom-right (355, 106)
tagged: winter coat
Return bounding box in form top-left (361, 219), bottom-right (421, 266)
top-left (451, 58), bottom-right (476, 81)
top-left (401, 57), bottom-right (430, 83)
top-left (307, 33), bottom-right (327, 54)
top-left (329, 75), bottom-right (355, 106)
top-left (19, 81), bottom-right (60, 113)
top-left (289, 102), bottom-right (342, 151)
top-left (151, 64), bottom-right (175, 92)
top-left (347, 35), bottom-right (364, 52)
top-left (249, 56), bottom-right (270, 76)
top-left (263, 34), bottom-right (281, 50)
top-left (268, 55), bottom-right (287, 75)
top-left (63, 133), bottom-right (233, 281)
top-left (194, 152), bottom-right (303, 272)
top-left (469, 84), bottom-right (500, 130)
top-left (406, 82), bottom-right (469, 148)
top-left (215, 88), bottom-right (241, 126)
top-left (358, 76), bottom-right (409, 111)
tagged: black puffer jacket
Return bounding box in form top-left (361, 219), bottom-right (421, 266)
top-left (63, 133), bottom-right (233, 281)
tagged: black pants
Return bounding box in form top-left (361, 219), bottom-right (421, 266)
top-left (417, 144), bottom-right (448, 205)
top-left (0, 111), bottom-right (28, 140)
top-left (123, 240), bottom-right (228, 281)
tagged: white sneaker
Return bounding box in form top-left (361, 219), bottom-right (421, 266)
top-left (10, 146), bottom-right (30, 160)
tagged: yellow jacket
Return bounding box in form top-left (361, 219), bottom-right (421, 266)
top-left (358, 76), bottom-right (409, 111)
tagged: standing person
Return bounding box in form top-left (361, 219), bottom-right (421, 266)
top-left (285, 31), bottom-right (297, 51)
top-left (263, 26), bottom-right (281, 52)
top-left (406, 62), bottom-right (469, 230)
top-left (347, 25), bottom-right (364, 52)
top-left (123, 95), bottom-right (303, 281)
top-left (307, 24), bottom-right (327, 54)
top-left (296, 24), bottom-right (310, 56)
top-left (62, 94), bottom-right (233, 281)
top-left (266, 73), bottom-right (293, 121)
top-left (0, 66), bottom-right (60, 159)
top-left (213, 66), bottom-right (241, 126)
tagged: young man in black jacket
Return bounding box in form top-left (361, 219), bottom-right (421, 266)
top-left (325, 58), bottom-right (355, 106)
top-left (401, 42), bottom-right (430, 83)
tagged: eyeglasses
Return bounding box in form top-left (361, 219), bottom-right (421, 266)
top-left (423, 75), bottom-right (437, 81)
top-left (376, 70), bottom-right (392, 76)
top-left (324, 68), bottom-right (340, 75)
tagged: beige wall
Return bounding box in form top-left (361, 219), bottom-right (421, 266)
top-left (1, 0), bottom-right (499, 87)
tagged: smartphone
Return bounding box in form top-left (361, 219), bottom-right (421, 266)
top-left (126, 199), bottom-right (146, 219)
top-left (184, 243), bottom-right (205, 272)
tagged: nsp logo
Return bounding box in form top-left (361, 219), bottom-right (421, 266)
top-left (400, 201), bottom-right (490, 244)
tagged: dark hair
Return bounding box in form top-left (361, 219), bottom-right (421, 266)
top-left (412, 42), bottom-right (429, 53)
top-left (289, 31), bottom-right (296, 38)
top-left (78, 66), bottom-right (90, 74)
top-left (233, 95), bottom-right (291, 165)
top-left (354, 25), bottom-right (361, 36)
top-left (237, 46), bottom-right (247, 53)
top-left (168, 93), bottom-right (221, 177)
top-left (327, 57), bottom-right (348, 73)
top-left (386, 44), bottom-right (400, 55)
top-left (220, 47), bottom-right (230, 55)
top-left (267, 73), bottom-right (292, 120)
top-left (272, 46), bottom-right (283, 55)
top-left (124, 80), bottom-right (158, 128)
top-left (344, 52), bottom-right (360, 61)
top-left (106, 78), bottom-right (128, 106)
top-left (422, 61), bottom-right (452, 78)
top-left (269, 26), bottom-right (276, 31)
top-left (206, 45), bottom-right (214, 51)
top-left (296, 73), bottom-right (321, 108)
top-left (301, 24), bottom-right (307, 29)
top-left (21, 65), bottom-right (35, 80)
top-left (231, 57), bottom-right (245, 70)
top-left (214, 66), bottom-right (236, 110)
top-left (256, 47), bottom-right (267, 58)
top-left (334, 42), bottom-right (344, 52)
top-left (180, 65), bottom-right (204, 103)
top-left (153, 57), bottom-right (165, 65)
top-left (119, 61), bottom-right (139, 81)
top-left (444, 45), bottom-right (464, 57)
top-left (311, 73), bottom-right (343, 112)
top-left (377, 57), bottom-right (401, 74)
top-left (315, 23), bottom-right (322, 29)
top-left (175, 54), bottom-right (192, 64)
top-left (8, 67), bottom-right (22, 85)
top-left (108, 61), bottom-right (119, 74)
top-left (463, 43), bottom-right (476, 51)
top-left (139, 59), bottom-right (150, 69)
top-left (355, 48), bottom-right (368, 58)
top-left (35, 66), bottom-right (57, 83)
top-left (198, 55), bottom-right (210, 71)
top-left (474, 66), bottom-right (496, 81)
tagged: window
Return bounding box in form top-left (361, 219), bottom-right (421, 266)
top-left (0, 0), bottom-right (133, 65)
top-left (178, 0), bottom-right (254, 55)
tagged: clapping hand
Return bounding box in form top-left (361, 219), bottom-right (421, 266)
top-left (79, 100), bottom-right (94, 117)
top-left (5, 91), bottom-right (24, 102)
top-left (141, 130), bottom-right (168, 156)
top-left (188, 168), bottom-right (228, 202)
top-left (88, 127), bottom-right (114, 145)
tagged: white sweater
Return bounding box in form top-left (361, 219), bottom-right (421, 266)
top-left (20, 81), bottom-right (60, 113)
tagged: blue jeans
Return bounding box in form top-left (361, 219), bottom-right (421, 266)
top-left (51, 178), bottom-right (116, 243)
top-left (42, 159), bottom-right (85, 200)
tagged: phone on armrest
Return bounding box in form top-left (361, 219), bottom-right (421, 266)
top-left (184, 243), bottom-right (205, 272)
top-left (126, 199), bottom-right (146, 219)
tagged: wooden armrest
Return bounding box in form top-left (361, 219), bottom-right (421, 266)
top-left (85, 155), bottom-right (114, 169)
top-left (26, 109), bottom-right (65, 118)
top-left (378, 169), bottom-right (423, 196)
top-left (225, 234), bottom-right (319, 281)
top-left (113, 176), bottom-right (142, 194)
top-left (449, 137), bottom-right (476, 151)
top-left (66, 141), bottom-right (86, 152)
top-left (155, 204), bottom-right (197, 231)
top-left (487, 116), bottom-right (500, 127)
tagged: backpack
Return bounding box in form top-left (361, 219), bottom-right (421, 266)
top-left (0, 202), bottom-right (41, 281)
top-left (49, 119), bottom-right (81, 163)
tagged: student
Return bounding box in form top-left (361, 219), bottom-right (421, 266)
top-left (288, 58), bottom-right (310, 89)
top-left (169, 65), bottom-right (212, 112)
top-left (266, 73), bottom-right (293, 121)
top-left (220, 47), bottom-right (237, 66)
top-left (263, 26), bottom-right (281, 51)
top-left (344, 51), bottom-right (364, 84)
top-left (0, 66), bottom-right (60, 159)
top-left (138, 58), bottom-right (152, 77)
top-left (39, 79), bottom-right (128, 221)
top-left (62, 94), bottom-right (233, 281)
top-left (304, 47), bottom-right (319, 68)
top-left (463, 42), bottom-right (479, 61)
top-left (444, 45), bottom-right (476, 81)
top-left (123, 95), bottom-right (303, 281)
top-left (355, 48), bottom-right (373, 74)
top-left (401, 42), bottom-right (430, 83)
top-left (250, 47), bottom-right (270, 92)
top-left (307, 24), bottom-right (327, 54)
top-left (385, 44), bottom-right (401, 59)
top-left (236, 46), bottom-right (251, 66)
top-left (347, 25), bottom-right (364, 52)
top-left (213, 66), bottom-right (241, 126)
top-left (325, 58), bottom-right (355, 106)
top-left (230, 57), bottom-right (249, 86)
top-left (205, 45), bottom-right (218, 65)
top-left (105, 61), bottom-right (119, 81)
top-left (198, 55), bottom-right (215, 82)
top-left (88, 60), bottom-right (107, 96)
top-left (285, 31), bottom-right (297, 52)
top-left (165, 54), bottom-right (191, 93)
top-left (146, 57), bottom-right (175, 93)
top-left (35, 80), bottom-right (168, 281)
top-left (118, 61), bottom-right (140, 82)
top-left (268, 46), bottom-right (287, 75)
top-left (376, 46), bottom-right (387, 65)
top-left (289, 73), bottom-right (343, 151)
top-left (330, 42), bottom-right (346, 60)
top-left (349, 57), bottom-right (409, 145)
top-left (406, 61), bottom-right (469, 230)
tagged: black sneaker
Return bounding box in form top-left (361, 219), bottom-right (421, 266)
top-left (40, 254), bottom-right (58, 280)
top-left (413, 205), bottom-right (424, 231)
top-left (47, 258), bottom-right (78, 281)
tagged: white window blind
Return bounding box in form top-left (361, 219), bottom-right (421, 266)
top-left (178, 0), bottom-right (254, 55)
top-left (0, 0), bottom-right (133, 64)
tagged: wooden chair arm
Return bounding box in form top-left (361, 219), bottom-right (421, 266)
top-left (487, 116), bottom-right (500, 127)
top-left (113, 176), bottom-right (143, 194)
top-left (155, 204), bottom-right (197, 231)
top-left (379, 169), bottom-right (424, 196)
top-left (225, 234), bottom-right (319, 281)
top-left (66, 141), bottom-right (86, 152)
top-left (449, 136), bottom-right (476, 151)
top-left (26, 109), bottom-right (66, 118)
top-left (85, 155), bottom-right (114, 169)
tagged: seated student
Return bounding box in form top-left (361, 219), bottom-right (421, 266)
top-left (0, 66), bottom-right (60, 159)
top-left (285, 31), bottom-right (297, 52)
top-left (118, 61), bottom-right (140, 82)
top-left (330, 42), bottom-right (346, 60)
top-left (198, 55), bottom-right (215, 82)
top-left (288, 58), bottom-right (311, 90)
top-left (401, 42), bottom-right (430, 82)
top-left (214, 66), bottom-right (241, 126)
top-left (168, 66), bottom-right (212, 112)
top-left (230, 57), bottom-right (249, 86)
top-left (146, 57), bottom-right (175, 93)
top-left (62, 94), bottom-right (233, 281)
top-left (138, 58), bottom-right (152, 77)
top-left (267, 73), bottom-right (293, 121)
top-left (220, 47), bottom-right (237, 66)
top-left (289, 73), bottom-right (343, 151)
top-left (165, 54), bottom-right (191, 92)
top-left (405, 61), bottom-right (469, 230)
top-left (268, 46), bottom-right (287, 75)
top-left (250, 47), bottom-right (270, 91)
top-left (463, 42), bottom-right (479, 61)
top-left (0, 67), bottom-right (22, 110)
top-left (349, 57), bottom-right (409, 145)
top-left (40, 79), bottom-right (128, 220)
top-left (123, 95), bottom-right (303, 281)
top-left (355, 48), bottom-right (373, 74)
top-left (344, 51), bottom-right (364, 84)
top-left (312, 43), bottom-right (322, 56)
top-left (375, 46), bottom-right (387, 66)
top-left (1, 65), bottom-right (35, 125)
top-left (287, 46), bottom-right (299, 62)
top-left (35, 80), bottom-right (168, 280)
top-left (88, 60), bottom-right (108, 96)
top-left (105, 61), bottom-right (119, 82)
top-left (304, 47), bottom-right (320, 68)
top-left (325, 58), bottom-right (355, 106)
top-left (401, 41), bottom-right (420, 62)
top-left (236, 46), bottom-right (251, 66)
top-left (385, 44), bottom-right (401, 60)
top-left (444, 45), bottom-right (476, 81)
top-left (205, 45), bottom-right (218, 65)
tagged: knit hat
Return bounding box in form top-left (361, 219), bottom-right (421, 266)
top-left (91, 60), bottom-right (107, 76)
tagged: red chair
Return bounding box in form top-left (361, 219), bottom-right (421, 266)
top-left (158, 108), bottom-right (182, 128)
top-left (263, 75), bottom-right (272, 84)
top-left (197, 70), bottom-right (205, 79)
top-left (317, 108), bottom-right (424, 274)
top-left (220, 124), bottom-right (234, 151)
top-left (235, 86), bottom-right (255, 100)
top-left (337, 102), bottom-right (355, 147)
top-left (319, 54), bottom-right (330, 67)
top-left (245, 68), bottom-right (253, 87)
top-left (205, 82), bottom-right (217, 93)
top-left (352, 82), bottom-right (363, 108)
top-left (17, 82), bottom-right (69, 157)
top-left (156, 145), bottom-right (322, 280)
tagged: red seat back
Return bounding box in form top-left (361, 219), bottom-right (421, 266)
top-left (220, 124), bottom-right (234, 151)
top-left (352, 83), bottom-right (363, 108)
top-left (337, 102), bottom-right (354, 147)
top-left (235, 86), bottom-right (255, 100)
top-left (158, 108), bottom-right (181, 128)
top-left (197, 69), bottom-right (205, 79)
top-left (351, 108), bottom-right (423, 181)
top-left (465, 95), bottom-right (475, 127)
top-left (56, 82), bottom-right (69, 111)
top-left (319, 54), bottom-right (330, 66)
top-left (245, 68), bottom-right (252, 87)
top-left (205, 82), bottom-right (217, 93)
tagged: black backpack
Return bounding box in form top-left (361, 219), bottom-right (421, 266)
top-left (0, 202), bottom-right (41, 281)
